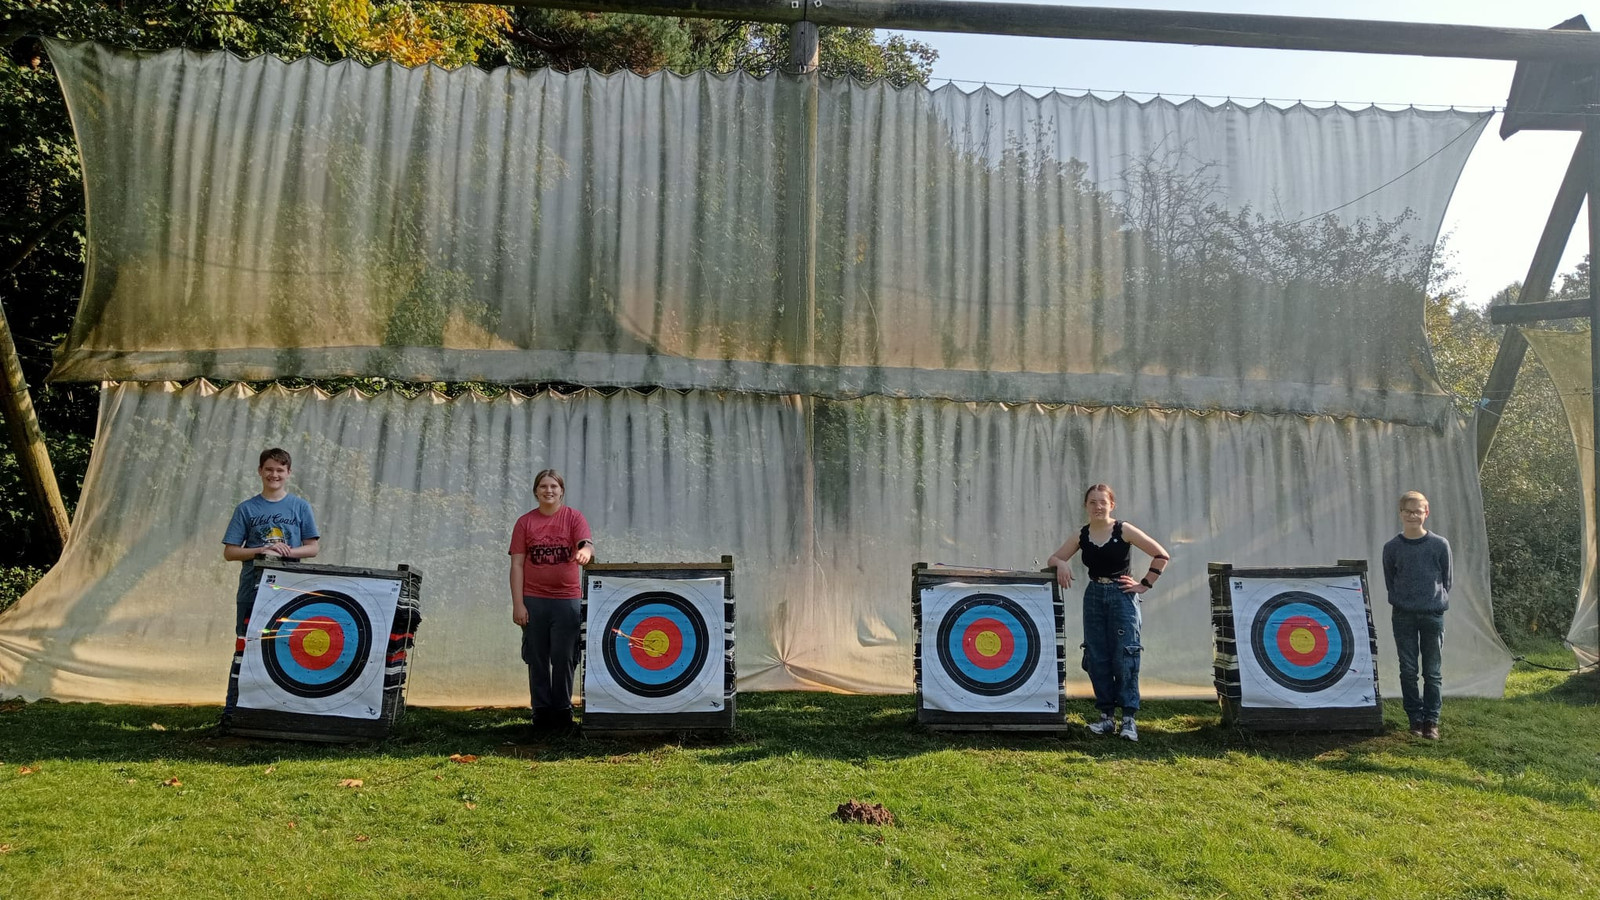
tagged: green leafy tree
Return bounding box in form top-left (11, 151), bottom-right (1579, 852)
top-left (490, 11), bottom-right (935, 84)
top-left (1426, 274), bottom-right (1585, 641)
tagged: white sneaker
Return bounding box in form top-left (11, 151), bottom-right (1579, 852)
top-left (1118, 716), bottom-right (1138, 742)
top-left (1088, 714), bottom-right (1118, 735)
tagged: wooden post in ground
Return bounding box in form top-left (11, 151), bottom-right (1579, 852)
top-left (0, 300), bottom-right (70, 556)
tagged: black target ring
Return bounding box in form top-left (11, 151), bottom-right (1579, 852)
top-left (1249, 591), bottom-right (1355, 693)
top-left (934, 593), bottom-right (1042, 697)
top-left (601, 592), bottom-right (710, 698)
top-left (259, 590), bottom-right (373, 699)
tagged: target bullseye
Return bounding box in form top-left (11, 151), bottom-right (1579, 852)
top-left (963, 617), bottom-right (1014, 670)
top-left (936, 594), bottom-right (1040, 696)
top-left (602, 592), bottom-right (709, 697)
top-left (1250, 592), bottom-right (1354, 693)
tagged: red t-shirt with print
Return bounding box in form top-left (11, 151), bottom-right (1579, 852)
top-left (508, 506), bottom-right (592, 600)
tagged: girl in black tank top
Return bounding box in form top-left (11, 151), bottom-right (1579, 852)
top-left (1046, 484), bottom-right (1172, 741)
top-left (1079, 521), bottom-right (1133, 580)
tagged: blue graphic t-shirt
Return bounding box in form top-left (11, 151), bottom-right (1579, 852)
top-left (223, 493), bottom-right (319, 609)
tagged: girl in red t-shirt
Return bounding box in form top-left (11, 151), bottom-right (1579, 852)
top-left (508, 468), bottom-right (594, 729)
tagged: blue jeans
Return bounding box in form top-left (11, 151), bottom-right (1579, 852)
top-left (521, 596), bottom-right (583, 715)
top-left (1391, 609), bottom-right (1444, 725)
top-left (1082, 581), bottom-right (1142, 716)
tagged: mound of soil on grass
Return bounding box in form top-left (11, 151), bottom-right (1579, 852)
top-left (835, 799), bottom-right (894, 826)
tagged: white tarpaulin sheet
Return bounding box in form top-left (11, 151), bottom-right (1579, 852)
top-left (0, 382), bottom-right (1511, 703)
top-left (1520, 329), bottom-right (1600, 666)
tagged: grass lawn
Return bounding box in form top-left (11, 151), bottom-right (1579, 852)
top-left (1, 644), bottom-right (1595, 900)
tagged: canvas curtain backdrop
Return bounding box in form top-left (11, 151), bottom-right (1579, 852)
top-left (1520, 329), bottom-right (1600, 667)
top-left (0, 381), bottom-right (1509, 703)
top-left (1, 42), bottom-right (1511, 702)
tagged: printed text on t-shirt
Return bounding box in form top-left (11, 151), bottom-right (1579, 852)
top-left (526, 543), bottom-right (571, 566)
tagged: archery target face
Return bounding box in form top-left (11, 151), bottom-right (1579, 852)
top-left (919, 582), bottom-right (1059, 713)
top-left (236, 569), bottom-right (401, 719)
top-left (1231, 576), bottom-right (1377, 710)
top-left (584, 576), bottom-right (726, 715)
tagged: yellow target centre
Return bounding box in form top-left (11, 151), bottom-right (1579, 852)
top-left (302, 628), bottom-right (332, 658)
top-left (974, 630), bottom-right (1003, 657)
top-left (1288, 628), bottom-right (1316, 654)
top-left (641, 629), bottom-right (671, 658)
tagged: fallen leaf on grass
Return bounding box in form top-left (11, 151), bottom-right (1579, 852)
top-left (149, 723), bottom-right (167, 732)
top-left (126, 779), bottom-right (136, 785)
top-left (463, 802), bottom-right (477, 810)
top-left (433, 774), bottom-right (443, 781)
top-left (286, 822), bottom-right (296, 829)
top-left (0, 844), bottom-right (13, 853)
top-left (354, 835), bottom-right (370, 843)
top-left (17, 766), bottom-right (37, 776)
top-left (263, 767), bottom-right (275, 775)
top-left (338, 778), bottom-right (364, 788)
top-left (448, 754), bottom-right (478, 764)
top-left (161, 778), bottom-right (182, 788)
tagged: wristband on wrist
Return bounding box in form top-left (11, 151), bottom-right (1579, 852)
top-left (1139, 576), bottom-right (1153, 589)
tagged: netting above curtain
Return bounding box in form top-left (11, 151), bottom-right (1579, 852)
top-left (1520, 329), bottom-right (1599, 666)
top-left (47, 41), bottom-right (1488, 423)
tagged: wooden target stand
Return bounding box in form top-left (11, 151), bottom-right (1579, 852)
top-left (579, 557), bottom-right (736, 736)
top-left (1209, 560), bottom-right (1382, 732)
top-left (227, 559), bottom-right (422, 743)
top-left (913, 563), bottom-right (1070, 732)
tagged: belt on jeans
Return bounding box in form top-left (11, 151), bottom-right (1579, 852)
top-left (1091, 577), bottom-right (1120, 584)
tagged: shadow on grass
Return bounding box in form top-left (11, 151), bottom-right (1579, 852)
top-left (4, 688), bottom-right (1596, 803)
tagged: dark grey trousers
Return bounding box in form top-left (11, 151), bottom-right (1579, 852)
top-left (520, 595), bottom-right (582, 713)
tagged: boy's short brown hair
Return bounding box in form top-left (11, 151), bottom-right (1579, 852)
top-left (1398, 490), bottom-right (1428, 510)
top-left (259, 447), bottom-right (292, 469)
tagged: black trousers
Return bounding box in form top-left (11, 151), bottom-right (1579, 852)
top-left (520, 595), bottom-right (582, 714)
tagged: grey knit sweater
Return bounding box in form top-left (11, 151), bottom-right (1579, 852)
top-left (1381, 531), bottom-right (1452, 613)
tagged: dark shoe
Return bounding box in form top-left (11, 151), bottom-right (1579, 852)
top-left (1423, 723), bottom-right (1440, 741)
top-left (1407, 721), bottom-right (1425, 738)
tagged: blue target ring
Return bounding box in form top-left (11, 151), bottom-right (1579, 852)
top-left (259, 591), bottom-right (372, 699)
top-left (601, 592), bottom-right (710, 698)
top-left (935, 593), bottom-right (1041, 696)
top-left (1250, 592), bottom-right (1355, 693)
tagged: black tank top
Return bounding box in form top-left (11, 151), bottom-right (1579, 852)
top-left (1080, 521), bottom-right (1132, 579)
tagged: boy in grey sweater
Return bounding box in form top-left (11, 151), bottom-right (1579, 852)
top-left (1381, 490), bottom-right (1451, 740)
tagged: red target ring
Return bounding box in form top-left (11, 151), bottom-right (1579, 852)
top-left (962, 617), bottom-right (1016, 670)
top-left (1274, 615), bottom-right (1329, 667)
top-left (288, 616), bottom-right (345, 670)
top-left (627, 615), bottom-right (684, 671)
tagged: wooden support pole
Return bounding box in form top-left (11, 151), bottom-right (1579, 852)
top-left (1487, 298), bottom-right (1593, 325)
top-left (461, 1), bottom-right (1600, 63)
top-left (788, 20), bottom-right (820, 73)
top-left (1475, 134), bottom-right (1590, 468)
top-left (0, 300), bottom-right (70, 556)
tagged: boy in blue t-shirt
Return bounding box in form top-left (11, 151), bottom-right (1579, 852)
top-left (220, 447), bottom-right (320, 717)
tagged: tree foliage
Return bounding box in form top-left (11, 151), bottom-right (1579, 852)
top-left (1426, 269), bottom-right (1587, 640)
